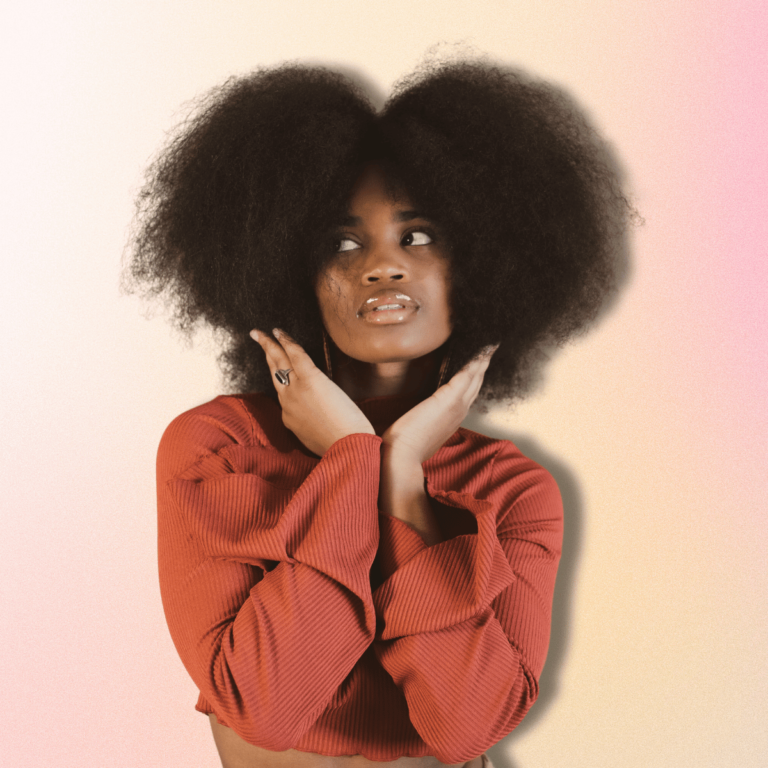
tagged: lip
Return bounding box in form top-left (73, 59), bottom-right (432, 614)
top-left (357, 290), bottom-right (419, 318)
top-left (360, 306), bottom-right (416, 325)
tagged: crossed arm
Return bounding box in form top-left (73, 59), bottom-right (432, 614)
top-left (158, 388), bottom-right (561, 762)
top-left (250, 328), bottom-right (495, 548)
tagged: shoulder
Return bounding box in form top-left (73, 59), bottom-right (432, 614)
top-left (157, 393), bottom-right (289, 480)
top-left (432, 426), bottom-right (555, 485)
top-left (452, 428), bottom-right (563, 526)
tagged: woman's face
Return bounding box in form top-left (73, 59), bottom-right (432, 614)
top-left (315, 165), bottom-right (452, 365)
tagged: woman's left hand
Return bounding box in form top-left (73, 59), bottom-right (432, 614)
top-left (381, 345), bottom-right (498, 464)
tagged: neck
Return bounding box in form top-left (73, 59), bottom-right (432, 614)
top-left (332, 350), bottom-right (441, 400)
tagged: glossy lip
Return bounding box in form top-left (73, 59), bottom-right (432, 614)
top-left (359, 306), bottom-right (417, 325)
top-left (357, 290), bottom-right (419, 318)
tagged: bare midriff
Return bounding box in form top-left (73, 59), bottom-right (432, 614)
top-left (209, 715), bottom-right (479, 768)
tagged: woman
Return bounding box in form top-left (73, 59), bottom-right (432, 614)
top-left (127, 60), bottom-right (629, 767)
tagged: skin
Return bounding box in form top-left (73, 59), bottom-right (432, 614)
top-left (213, 165), bottom-right (495, 768)
top-left (314, 164), bottom-right (454, 399)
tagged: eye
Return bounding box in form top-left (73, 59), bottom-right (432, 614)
top-left (335, 237), bottom-right (361, 253)
top-left (402, 230), bottom-right (433, 247)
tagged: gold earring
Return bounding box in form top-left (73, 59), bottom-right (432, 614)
top-left (322, 329), bottom-right (334, 380)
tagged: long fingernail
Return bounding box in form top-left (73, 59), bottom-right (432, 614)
top-left (250, 330), bottom-right (260, 342)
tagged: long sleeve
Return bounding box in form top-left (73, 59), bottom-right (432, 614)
top-left (372, 436), bottom-right (563, 763)
top-left (157, 396), bottom-right (381, 751)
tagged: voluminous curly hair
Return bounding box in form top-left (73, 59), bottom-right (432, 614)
top-left (126, 59), bottom-right (631, 402)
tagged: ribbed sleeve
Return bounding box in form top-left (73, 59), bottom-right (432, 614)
top-left (375, 514), bottom-right (427, 581)
top-left (371, 439), bottom-right (563, 763)
top-left (157, 396), bottom-right (380, 751)
top-left (156, 394), bottom-right (563, 762)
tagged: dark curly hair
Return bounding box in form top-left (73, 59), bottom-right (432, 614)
top-left (125, 59), bottom-right (632, 402)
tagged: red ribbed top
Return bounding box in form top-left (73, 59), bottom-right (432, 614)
top-left (157, 393), bottom-right (562, 763)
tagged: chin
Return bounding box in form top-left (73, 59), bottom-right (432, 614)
top-left (329, 322), bottom-right (451, 365)
top-left (347, 341), bottom-right (446, 365)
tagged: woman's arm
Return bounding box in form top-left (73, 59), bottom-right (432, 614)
top-left (374, 437), bottom-right (562, 763)
top-left (377, 348), bottom-right (495, 548)
top-left (379, 446), bottom-right (443, 547)
top-left (158, 397), bottom-right (380, 751)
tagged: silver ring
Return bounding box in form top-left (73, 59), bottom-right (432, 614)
top-left (274, 368), bottom-right (293, 386)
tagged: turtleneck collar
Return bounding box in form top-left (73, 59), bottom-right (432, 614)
top-left (354, 394), bottom-right (424, 436)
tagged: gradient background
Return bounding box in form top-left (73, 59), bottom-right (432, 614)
top-left (2, 1), bottom-right (766, 766)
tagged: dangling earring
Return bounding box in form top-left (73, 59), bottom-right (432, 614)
top-left (322, 329), bottom-right (334, 380)
top-left (436, 342), bottom-right (451, 389)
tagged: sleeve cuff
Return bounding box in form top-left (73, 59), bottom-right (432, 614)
top-left (373, 483), bottom-right (515, 639)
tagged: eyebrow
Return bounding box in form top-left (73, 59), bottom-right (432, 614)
top-left (339, 210), bottom-right (425, 227)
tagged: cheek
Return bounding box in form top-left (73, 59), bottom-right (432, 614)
top-left (440, 281), bottom-right (453, 325)
top-left (429, 270), bottom-right (454, 332)
top-left (432, 301), bottom-right (454, 344)
top-left (315, 273), bottom-right (354, 334)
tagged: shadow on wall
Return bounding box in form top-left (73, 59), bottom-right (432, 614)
top-left (462, 413), bottom-right (584, 768)
top-left (456, 63), bottom-right (634, 768)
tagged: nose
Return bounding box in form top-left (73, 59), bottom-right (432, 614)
top-left (360, 246), bottom-right (410, 284)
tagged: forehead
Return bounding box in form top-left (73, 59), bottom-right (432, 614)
top-left (346, 164), bottom-right (413, 217)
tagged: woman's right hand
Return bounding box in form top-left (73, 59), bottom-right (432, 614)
top-left (250, 329), bottom-right (375, 456)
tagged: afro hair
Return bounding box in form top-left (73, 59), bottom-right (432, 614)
top-left (126, 59), bottom-right (632, 403)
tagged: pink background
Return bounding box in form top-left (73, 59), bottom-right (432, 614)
top-left (2, 1), bottom-right (765, 765)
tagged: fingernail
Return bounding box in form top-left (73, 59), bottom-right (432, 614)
top-left (250, 330), bottom-right (260, 342)
top-left (272, 328), bottom-right (282, 339)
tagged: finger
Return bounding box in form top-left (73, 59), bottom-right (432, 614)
top-left (455, 350), bottom-right (492, 383)
top-left (250, 329), bottom-right (293, 376)
top-left (458, 365), bottom-right (485, 403)
top-left (439, 363), bottom-right (483, 403)
top-left (461, 349), bottom-right (495, 401)
top-left (454, 345), bottom-right (497, 380)
top-left (472, 347), bottom-right (496, 382)
top-left (460, 345), bottom-right (497, 389)
top-left (272, 328), bottom-right (320, 376)
top-left (438, 355), bottom-right (482, 395)
top-left (467, 366), bottom-right (487, 402)
top-left (473, 343), bottom-right (499, 364)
